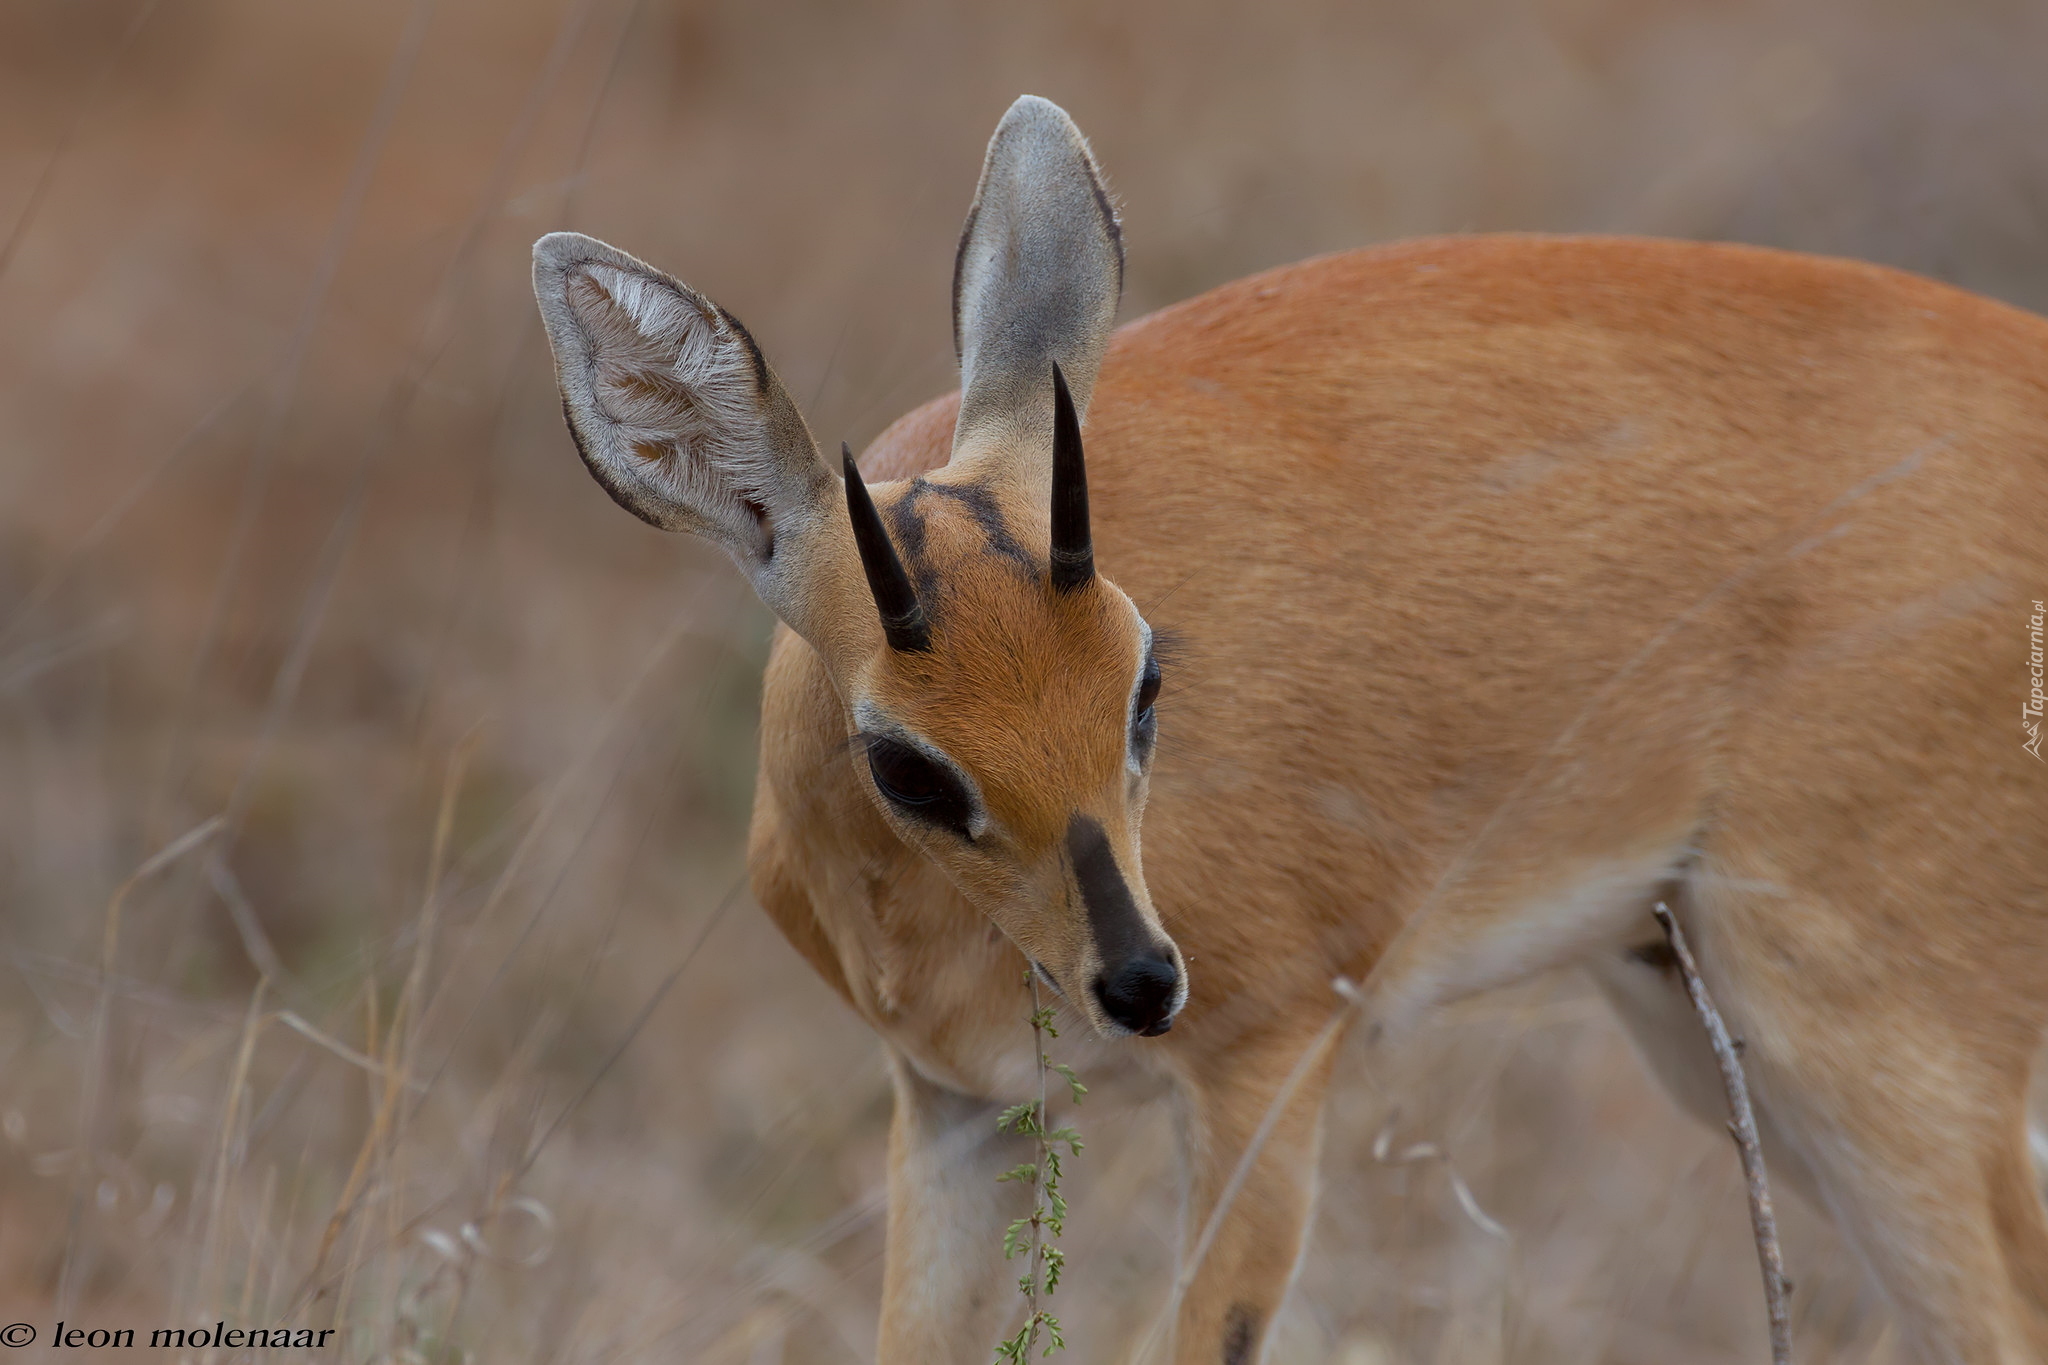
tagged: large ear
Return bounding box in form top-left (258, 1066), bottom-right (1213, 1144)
top-left (951, 95), bottom-right (1124, 470)
top-left (532, 231), bottom-right (847, 644)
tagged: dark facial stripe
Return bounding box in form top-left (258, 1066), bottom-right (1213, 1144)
top-left (882, 479), bottom-right (934, 595)
top-left (923, 480), bottom-right (1038, 575)
top-left (883, 476), bottom-right (1043, 621)
top-left (1066, 814), bottom-right (1150, 964)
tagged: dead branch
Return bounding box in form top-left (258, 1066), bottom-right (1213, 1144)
top-left (1653, 900), bottom-right (1794, 1365)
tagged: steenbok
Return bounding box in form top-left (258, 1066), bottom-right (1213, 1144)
top-left (533, 95), bottom-right (2048, 1364)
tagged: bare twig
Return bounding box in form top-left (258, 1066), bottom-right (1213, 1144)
top-left (1652, 900), bottom-right (1793, 1365)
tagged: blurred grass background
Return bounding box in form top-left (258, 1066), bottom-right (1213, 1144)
top-left (2, 1), bottom-right (2046, 1360)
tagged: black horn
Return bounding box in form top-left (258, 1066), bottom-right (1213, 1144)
top-left (842, 443), bottom-right (932, 653)
top-left (1048, 362), bottom-right (1094, 592)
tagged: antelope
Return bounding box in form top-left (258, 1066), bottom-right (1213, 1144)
top-left (531, 96), bottom-right (2048, 1363)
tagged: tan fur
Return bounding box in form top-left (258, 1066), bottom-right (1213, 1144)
top-left (754, 236), bottom-right (2048, 1363)
top-left (539, 102), bottom-right (2048, 1364)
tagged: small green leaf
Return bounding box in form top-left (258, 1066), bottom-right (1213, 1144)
top-left (996, 1101), bottom-right (1040, 1135)
top-left (1039, 1314), bottom-right (1066, 1355)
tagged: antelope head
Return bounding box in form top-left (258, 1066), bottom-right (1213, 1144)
top-left (530, 97), bottom-right (1184, 1037)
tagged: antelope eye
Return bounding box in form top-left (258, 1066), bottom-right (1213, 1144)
top-left (863, 736), bottom-right (974, 834)
top-left (1132, 653), bottom-right (1162, 753)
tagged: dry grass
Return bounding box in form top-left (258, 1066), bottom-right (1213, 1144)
top-left (2, 1), bottom-right (2045, 1360)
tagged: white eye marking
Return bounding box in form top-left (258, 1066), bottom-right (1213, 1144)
top-left (1126, 619), bottom-right (1158, 776)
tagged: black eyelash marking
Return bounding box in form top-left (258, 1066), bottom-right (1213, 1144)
top-left (862, 734), bottom-right (976, 836)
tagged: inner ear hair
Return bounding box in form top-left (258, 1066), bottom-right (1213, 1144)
top-left (531, 231), bottom-right (833, 573)
top-left (533, 232), bottom-right (859, 646)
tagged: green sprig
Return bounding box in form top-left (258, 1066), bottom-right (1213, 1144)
top-left (992, 968), bottom-right (1083, 1360)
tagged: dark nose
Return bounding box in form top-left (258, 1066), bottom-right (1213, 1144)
top-left (1093, 954), bottom-right (1180, 1036)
